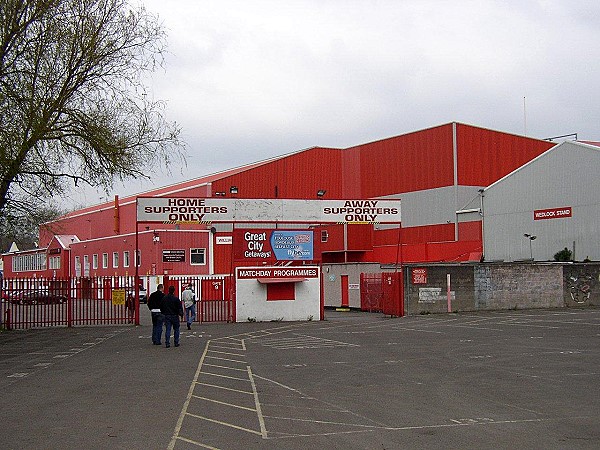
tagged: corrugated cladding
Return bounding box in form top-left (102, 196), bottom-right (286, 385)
top-left (211, 147), bottom-right (344, 199)
top-left (456, 123), bottom-right (555, 186)
top-left (354, 124), bottom-right (455, 198)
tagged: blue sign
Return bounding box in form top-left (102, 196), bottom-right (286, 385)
top-left (270, 231), bottom-right (314, 260)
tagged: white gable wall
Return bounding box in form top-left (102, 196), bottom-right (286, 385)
top-left (483, 141), bottom-right (600, 261)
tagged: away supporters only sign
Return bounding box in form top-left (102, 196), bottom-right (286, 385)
top-left (137, 197), bottom-right (401, 224)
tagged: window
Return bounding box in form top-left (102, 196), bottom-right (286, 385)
top-left (321, 230), bottom-right (329, 243)
top-left (113, 252), bottom-right (119, 268)
top-left (74, 256), bottom-right (81, 270)
top-left (267, 282), bottom-right (296, 301)
top-left (12, 253), bottom-right (46, 272)
top-left (190, 248), bottom-right (206, 265)
top-left (102, 253), bottom-right (108, 269)
top-left (123, 251), bottom-right (130, 268)
top-left (49, 256), bottom-right (61, 270)
top-left (135, 250), bottom-right (141, 267)
top-left (83, 255), bottom-right (89, 268)
top-left (93, 254), bottom-right (98, 269)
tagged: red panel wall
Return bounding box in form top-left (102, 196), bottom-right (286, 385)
top-left (374, 223), bottom-right (455, 246)
top-left (354, 124), bottom-right (455, 198)
top-left (211, 147), bottom-right (344, 199)
top-left (365, 240), bottom-right (483, 264)
top-left (456, 123), bottom-right (555, 186)
top-left (458, 221), bottom-right (482, 241)
top-left (213, 233), bottom-right (233, 275)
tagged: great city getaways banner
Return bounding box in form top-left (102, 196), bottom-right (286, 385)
top-left (234, 229), bottom-right (315, 262)
top-left (137, 197), bottom-right (401, 224)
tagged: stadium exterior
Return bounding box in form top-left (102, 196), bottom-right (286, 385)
top-left (4, 122), bottom-right (598, 310)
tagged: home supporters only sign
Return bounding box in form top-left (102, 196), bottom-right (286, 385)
top-left (137, 197), bottom-right (401, 224)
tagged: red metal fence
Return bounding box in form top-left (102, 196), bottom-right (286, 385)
top-left (360, 273), bottom-right (384, 312)
top-left (163, 275), bottom-right (234, 323)
top-left (360, 272), bottom-right (404, 316)
top-left (1, 276), bottom-right (136, 330)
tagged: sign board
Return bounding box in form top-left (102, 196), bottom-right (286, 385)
top-left (412, 268), bottom-right (427, 284)
top-left (162, 249), bottom-right (185, 263)
top-left (216, 236), bottom-right (233, 245)
top-left (137, 197), bottom-right (400, 224)
top-left (112, 289), bottom-right (126, 306)
top-left (237, 267), bottom-right (320, 280)
top-left (534, 206), bottom-right (572, 220)
top-left (234, 229), bottom-right (314, 262)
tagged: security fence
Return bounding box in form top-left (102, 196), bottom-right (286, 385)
top-left (1, 276), bottom-right (136, 330)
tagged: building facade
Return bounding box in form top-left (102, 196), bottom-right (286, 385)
top-left (482, 141), bottom-right (600, 262)
top-left (2, 122), bottom-right (558, 280)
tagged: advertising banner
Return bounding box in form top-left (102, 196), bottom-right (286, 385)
top-left (137, 197), bottom-right (401, 224)
top-left (234, 229), bottom-right (314, 262)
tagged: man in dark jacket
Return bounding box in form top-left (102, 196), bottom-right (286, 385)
top-left (147, 284), bottom-right (165, 345)
top-left (161, 285), bottom-right (184, 348)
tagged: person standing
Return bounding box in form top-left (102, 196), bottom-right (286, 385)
top-left (161, 285), bottom-right (184, 348)
top-left (147, 284), bottom-right (165, 345)
top-left (181, 284), bottom-right (196, 330)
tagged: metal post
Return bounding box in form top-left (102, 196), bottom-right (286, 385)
top-left (135, 212), bottom-right (140, 326)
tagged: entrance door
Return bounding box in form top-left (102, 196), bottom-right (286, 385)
top-left (341, 275), bottom-right (349, 308)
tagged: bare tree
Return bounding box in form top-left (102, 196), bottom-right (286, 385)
top-left (0, 0), bottom-right (183, 216)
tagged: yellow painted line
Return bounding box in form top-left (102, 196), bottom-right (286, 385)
top-left (176, 435), bottom-right (221, 449)
top-left (195, 382), bottom-right (254, 395)
top-left (205, 355), bottom-right (247, 364)
top-left (186, 412), bottom-right (263, 436)
top-left (192, 395), bottom-right (257, 412)
top-left (207, 350), bottom-right (246, 357)
top-left (201, 372), bottom-right (251, 382)
top-left (168, 339), bottom-right (211, 450)
top-left (203, 363), bottom-right (248, 372)
top-left (247, 366), bottom-right (268, 438)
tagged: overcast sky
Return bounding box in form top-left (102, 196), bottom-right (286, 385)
top-left (72, 0), bottom-right (600, 206)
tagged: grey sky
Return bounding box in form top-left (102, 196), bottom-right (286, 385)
top-left (72, 0), bottom-right (600, 206)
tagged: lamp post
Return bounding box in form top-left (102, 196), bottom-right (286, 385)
top-left (524, 233), bottom-right (537, 260)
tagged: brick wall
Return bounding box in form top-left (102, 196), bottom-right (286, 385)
top-left (405, 262), bottom-right (600, 314)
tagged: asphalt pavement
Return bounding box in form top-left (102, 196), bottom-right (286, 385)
top-left (1, 307), bottom-right (600, 449)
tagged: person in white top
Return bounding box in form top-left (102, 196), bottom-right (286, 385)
top-left (181, 284), bottom-right (196, 330)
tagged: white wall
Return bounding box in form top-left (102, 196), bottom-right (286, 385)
top-left (483, 142), bottom-right (600, 262)
top-left (236, 267), bottom-right (321, 322)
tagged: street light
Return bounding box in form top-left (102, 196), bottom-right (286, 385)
top-left (317, 189), bottom-right (326, 198)
top-left (524, 233), bottom-right (537, 260)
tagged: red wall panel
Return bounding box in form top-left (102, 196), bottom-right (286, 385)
top-left (374, 223), bottom-right (455, 246)
top-left (456, 123), bottom-right (554, 186)
top-left (211, 147), bottom-right (344, 199)
top-left (458, 221), bottom-right (482, 241)
top-left (354, 124), bottom-right (455, 198)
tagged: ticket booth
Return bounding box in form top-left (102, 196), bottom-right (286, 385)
top-left (235, 266), bottom-right (321, 322)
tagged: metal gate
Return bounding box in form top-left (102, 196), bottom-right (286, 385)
top-left (360, 272), bottom-right (404, 316)
top-left (165, 275), bottom-right (234, 323)
top-left (360, 273), bottom-right (383, 312)
top-left (1, 276), bottom-right (136, 330)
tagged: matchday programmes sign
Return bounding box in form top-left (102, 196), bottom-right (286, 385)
top-left (237, 267), bottom-right (320, 280)
top-left (137, 197), bottom-right (401, 224)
